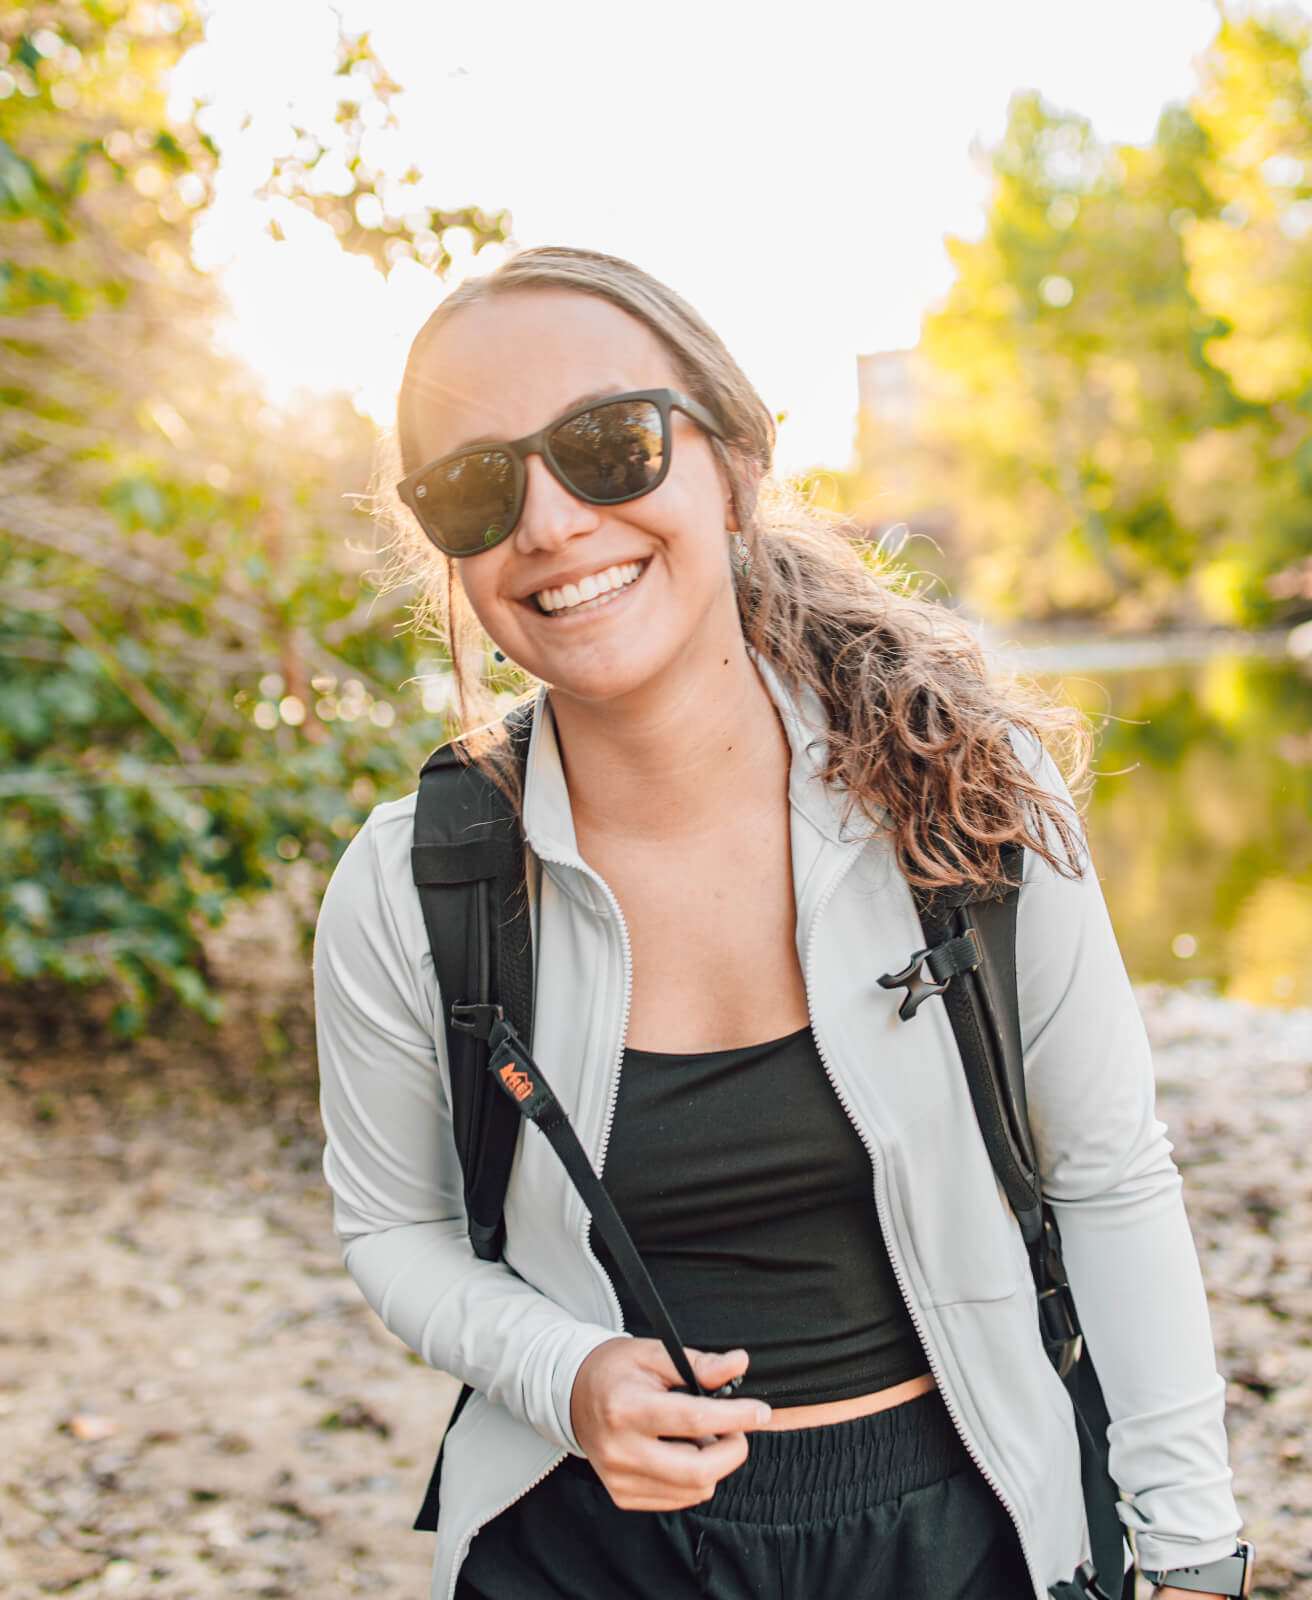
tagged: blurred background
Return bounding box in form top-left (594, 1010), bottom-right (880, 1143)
top-left (3, 0), bottom-right (1310, 1022)
top-left (2, 2), bottom-right (1310, 1596)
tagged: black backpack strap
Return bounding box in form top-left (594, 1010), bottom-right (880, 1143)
top-left (411, 705), bottom-right (534, 1262)
top-left (881, 844), bottom-right (1129, 1600)
top-left (882, 845), bottom-right (1041, 1232)
top-left (410, 706), bottom-right (534, 1533)
top-left (473, 1011), bottom-right (711, 1397)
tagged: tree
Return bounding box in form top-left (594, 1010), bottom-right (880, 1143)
top-left (1180, 9), bottom-right (1312, 624)
top-left (866, 7), bottom-right (1312, 629)
top-left (0, 2), bottom-right (506, 1030)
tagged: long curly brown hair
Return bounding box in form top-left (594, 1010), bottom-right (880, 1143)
top-left (385, 246), bottom-right (1090, 892)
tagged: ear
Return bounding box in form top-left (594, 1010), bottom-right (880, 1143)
top-left (720, 448), bottom-right (763, 533)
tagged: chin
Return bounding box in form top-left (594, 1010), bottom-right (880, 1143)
top-left (533, 645), bottom-right (673, 707)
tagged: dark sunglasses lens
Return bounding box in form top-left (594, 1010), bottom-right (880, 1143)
top-left (548, 399), bottom-right (665, 503)
top-left (413, 449), bottom-right (517, 554)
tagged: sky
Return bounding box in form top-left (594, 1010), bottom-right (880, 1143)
top-left (173, 0), bottom-right (1311, 470)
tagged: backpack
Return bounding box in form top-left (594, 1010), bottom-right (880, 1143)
top-left (408, 710), bottom-right (1130, 1600)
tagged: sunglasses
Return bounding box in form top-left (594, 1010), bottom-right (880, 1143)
top-left (396, 387), bottom-right (725, 558)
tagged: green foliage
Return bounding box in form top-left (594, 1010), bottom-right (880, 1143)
top-left (0, 3), bottom-right (486, 1029)
top-left (861, 7), bottom-right (1312, 628)
top-left (259, 45), bottom-right (509, 275)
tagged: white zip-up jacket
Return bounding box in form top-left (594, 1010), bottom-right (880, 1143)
top-left (315, 667), bottom-right (1241, 1600)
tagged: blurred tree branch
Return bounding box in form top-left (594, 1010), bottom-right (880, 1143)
top-left (0, 1), bottom-right (492, 1029)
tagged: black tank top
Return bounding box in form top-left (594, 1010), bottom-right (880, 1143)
top-left (591, 1027), bottom-right (926, 1406)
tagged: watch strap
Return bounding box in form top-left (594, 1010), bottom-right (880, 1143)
top-left (1141, 1541), bottom-right (1253, 1596)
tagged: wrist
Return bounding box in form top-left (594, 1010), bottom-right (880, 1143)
top-left (1140, 1539), bottom-right (1253, 1598)
top-left (556, 1326), bottom-right (630, 1455)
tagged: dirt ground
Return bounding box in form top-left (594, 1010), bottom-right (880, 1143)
top-left (2, 969), bottom-right (1309, 1599)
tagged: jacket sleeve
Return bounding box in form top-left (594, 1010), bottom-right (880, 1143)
top-left (313, 805), bottom-right (619, 1454)
top-left (1013, 734), bottom-right (1242, 1575)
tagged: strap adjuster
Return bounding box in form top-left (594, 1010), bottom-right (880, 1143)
top-left (1072, 1560), bottom-right (1113, 1600)
top-left (450, 1002), bottom-right (503, 1040)
top-left (878, 928), bottom-right (981, 1019)
top-left (1031, 1212), bottom-right (1084, 1379)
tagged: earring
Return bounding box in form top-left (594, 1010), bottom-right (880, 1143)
top-left (732, 532), bottom-right (752, 577)
top-left (492, 647), bottom-right (507, 663)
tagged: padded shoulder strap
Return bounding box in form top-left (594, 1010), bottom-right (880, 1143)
top-left (411, 704), bottom-right (534, 1262)
top-left (909, 843), bottom-right (1043, 1237)
top-left (896, 844), bottom-right (1089, 1383)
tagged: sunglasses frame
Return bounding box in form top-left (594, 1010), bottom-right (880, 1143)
top-left (396, 387), bottom-right (725, 558)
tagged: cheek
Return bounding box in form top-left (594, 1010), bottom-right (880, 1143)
top-left (453, 553), bottom-right (507, 632)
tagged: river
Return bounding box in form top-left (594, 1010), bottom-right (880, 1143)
top-left (995, 631), bottom-right (1312, 1007)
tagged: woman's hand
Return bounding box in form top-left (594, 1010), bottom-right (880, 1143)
top-left (570, 1339), bottom-right (772, 1511)
top-left (1155, 1590), bottom-right (1227, 1599)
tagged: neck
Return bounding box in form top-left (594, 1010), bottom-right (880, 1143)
top-left (547, 640), bottom-right (790, 846)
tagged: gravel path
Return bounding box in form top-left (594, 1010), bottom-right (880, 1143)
top-left (1, 984), bottom-right (1308, 1598)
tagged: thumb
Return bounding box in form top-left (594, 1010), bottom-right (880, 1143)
top-left (687, 1346), bottom-right (751, 1394)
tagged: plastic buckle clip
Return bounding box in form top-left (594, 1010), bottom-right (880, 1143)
top-left (878, 929), bottom-right (982, 1020)
top-left (1074, 1560), bottom-right (1112, 1600)
top-left (1037, 1284), bottom-right (1084, 1379)
top-left (1031, 1213), bottom-right (1084, 1378)
top-left (450, 1002), bottom-right (503, 1041)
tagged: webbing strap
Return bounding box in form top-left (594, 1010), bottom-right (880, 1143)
top-left (1060, 1347), bottom-right (1127, 1600)
top-left (484, 1018), bottom-right (706, 1396)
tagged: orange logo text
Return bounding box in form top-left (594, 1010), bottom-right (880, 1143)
top-left (499, 1063), bottom-right (534, 1102)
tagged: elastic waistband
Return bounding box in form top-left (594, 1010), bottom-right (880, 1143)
top-left (564, 1388), bottom-right (970, 1526)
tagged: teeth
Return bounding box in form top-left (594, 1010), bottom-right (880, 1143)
top-left (536, 561), bottom-right (644, 615)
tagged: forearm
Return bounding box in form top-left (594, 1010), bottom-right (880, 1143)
top-left (338, 1212), bottom-right (620, 1450)
top-left (1052, 1169), bottom-right (1240, 1573)
top-left (314, 809), bottom-right (619, 1453)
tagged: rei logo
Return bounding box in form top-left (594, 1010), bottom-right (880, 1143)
top-left (499, 1062), bottom-right (534, 1103)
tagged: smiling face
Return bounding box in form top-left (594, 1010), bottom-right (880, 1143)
top-left (405, 288), bottom-right (746, 712)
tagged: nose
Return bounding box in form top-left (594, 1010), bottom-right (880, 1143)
top-left (512, 452), bottom-right (602, 554)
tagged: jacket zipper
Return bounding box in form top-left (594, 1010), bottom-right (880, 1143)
top-left (803, 853), bottom-right (1044, 1600)
top-left (547, 852), bottom-right (633, 1322)
top-left (445, 1448), bottom-right (563, 1600)
top-left (445, 851), bottom-right (632, 1600)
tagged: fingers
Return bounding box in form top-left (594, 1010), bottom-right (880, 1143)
top-left (654, 1390), bottom-right (771, 1441)
top-left (686, 1344), bottom-right (752, 1398)
top-left (571, 1339), bottom-right (771, 1512)
top-left (644, 1342), bottom-right (752, 1397)
top-left (629, 1345), bottom-right (769, 1440)
top-left (603, 1430), bottom-right (752, 1511)
top-left (593, 1371), bottom-right (770, 1450)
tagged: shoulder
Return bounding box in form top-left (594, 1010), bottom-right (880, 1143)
top-left (1003, 723), bottom-right (1090, 886)
top-left (314, 789), bottom-right (436, 1031)
top-left (319, 790), bottom-right (419, 923)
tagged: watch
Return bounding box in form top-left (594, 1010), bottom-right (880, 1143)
top-left (1140, 1540), bottom-right (1254, 1596)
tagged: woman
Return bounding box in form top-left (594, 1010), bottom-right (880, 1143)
top-left (315, 247), bottom-right (1245, 1600)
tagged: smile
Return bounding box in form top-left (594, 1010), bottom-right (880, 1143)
top-left (533, 561), bottom-right (647, 616)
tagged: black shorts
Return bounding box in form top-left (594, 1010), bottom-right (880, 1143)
top-left (455, 1389), bottom-right (1033, 1599)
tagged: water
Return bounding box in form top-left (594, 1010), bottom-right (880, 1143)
top-left (1017, 645), bottom-right (1312, 1008)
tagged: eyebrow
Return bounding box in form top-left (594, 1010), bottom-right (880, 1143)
top-left (450, 387), bottom-right (634, 452)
